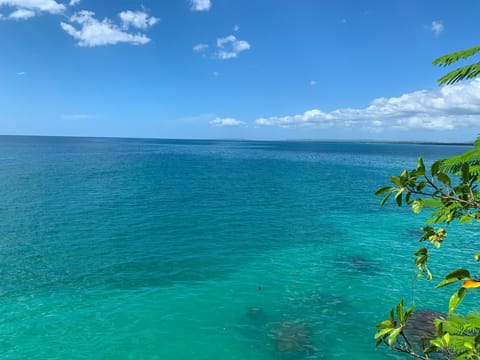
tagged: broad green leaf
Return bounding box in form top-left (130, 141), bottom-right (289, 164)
top-left (431, 161), bottom-right (441, 176)
top-left (422, 198), bottom-right (442, 208)
top-left (437, 269), bottom-right (471, 288)
top-left (449, 287), bottom-right (467, 314)
top-left (446, 268), bottom-right (471, 280)
top-left (437, 172), bottom-right (451, 186)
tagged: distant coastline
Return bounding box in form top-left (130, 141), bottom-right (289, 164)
top-left (0, 134), bottom-right (473, 146)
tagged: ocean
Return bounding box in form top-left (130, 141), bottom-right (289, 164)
top-left (0, 136), bottom-right (475, 359)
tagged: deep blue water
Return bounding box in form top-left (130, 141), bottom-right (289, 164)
top-left (0, 136), bottom-right (475, 359)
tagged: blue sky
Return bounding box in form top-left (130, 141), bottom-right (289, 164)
top-left (1, 0), bottom-right (480, 141)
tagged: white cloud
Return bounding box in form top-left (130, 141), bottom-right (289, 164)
top-left (190, 0), bottom-right (211, 11)
top-left (233, 24), bottom-right (239, 32)
top-left (0, 0), bottom-right (65, 19)
top-left (216, 35), bottom-right (250, 60)
top-left (210, 117), bottom-right (245, 127)
top-left (16, 71), bottom-right (26, 75)
top-left (192, 43), bottom-right (208, 52)
top-left (61, 10), bottom-right (154, 47)
top-left (119, 10), bottom-right (158, 30)
top-left (255, 79), bottom-right (480, 131)
top-left (431, 20), bottom-right (444, 36)
top-left (309, 80), bottom-right (317, 86)
top-left (69, 0), bottom-right (79, 5)
top-left (8, 8), bottom-right (34, 19)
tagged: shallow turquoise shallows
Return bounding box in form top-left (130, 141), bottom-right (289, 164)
top-left (0, 136), bottom-right (476, 359)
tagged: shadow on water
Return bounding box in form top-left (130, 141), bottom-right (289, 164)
top-left (333, 254), bottom-right (382, 274)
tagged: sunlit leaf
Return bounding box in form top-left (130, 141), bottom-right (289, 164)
top-left (449, 288), bottom-right (467, 314)
top-left (462, 280), bottom-right (480, 289)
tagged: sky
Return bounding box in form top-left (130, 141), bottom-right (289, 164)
top-left (1, 0), bottom-right (480, 141)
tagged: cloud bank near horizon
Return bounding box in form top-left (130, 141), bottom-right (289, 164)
top-left (252, 79), bottom-right (480, 133)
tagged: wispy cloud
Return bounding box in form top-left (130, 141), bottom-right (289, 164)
top-left (190, 0), bottom-right (211, 12)
top-left (309, 80), bottom-right (317, 86)
top-left (192, 43), bottom-right (208, 52)
top-left (16, 71), bottom-right (26, 75)
top-left (69, 0), bottom-right (79, 5)
top-left (216, 35), bottom-right (250, 60)
top-left (119, 10), bottom-right (159, 30)
top-left (61, 10), bottom-right (156, 47)
top-left (62, 113), bottom-right (98, 120)
top-left (0, 0), bottom-right (66, 20)
top-left (210, 117), bottom-right (245, 127)
top-left (8, 8), bottom-right (35, 19)
top-left (255, 79), bottom-right (480, 132)
top-left (232, 24), bottom-right (239, 32)
top-left (431, 20), bottom-right (444, 36)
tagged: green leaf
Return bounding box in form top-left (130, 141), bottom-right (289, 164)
top-left (411, 199), bottom-right (423, 214)
top-left (461, 163), bottom-right (471, 182)
top-left (390, 176), bottom-right (401, 187)
top-left (437, 172), bottom-right (451, 186)
top-left (396, 299), bottom-right (404, 322)
top-left (437, 268), bottom-right (471, 288)
top-left (460, 216), bottom-right (473, 224)
top-left (394, 189), bottom-right (403, 206)
top-left (379, 192), bottom-right (392, 207)
top-left (446, 268), bottom-right (471, 280)
top-left (375, 186), bottom-right (392, 196)
top-left (415, 247), bottom-right (427, 256)
top-left (422, 198), bottom-right (442, 208)
top-left (387, 327), bottom-right (401, 347)
top-left (417, 157), bottom-right (426, 174)
top-left (449, 287), bottom-right (467, 314)
top-left (432, 45), bottom-right (480, 67)
top-left (374, 327), bottom-right (394, 339)
top-left (431, 161), bottom-right (441, 176)
top-left (437, 62), bottom-right (480, 85)
top-left (375, 320), bottom-right (394, 329)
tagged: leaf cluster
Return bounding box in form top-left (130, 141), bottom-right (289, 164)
top-left (432, 45), bottom-right (480, 85)
top-left (375, 146), bottom-right (480, 359)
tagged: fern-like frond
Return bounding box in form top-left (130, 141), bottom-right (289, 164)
top-left (433, 46), bottom-right (480, 67)
top-left (437, 62), bottom-right (480, 85)
top-left (438, 148), bottom-right (480, 175)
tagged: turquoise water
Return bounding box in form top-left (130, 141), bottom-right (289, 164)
top-left (0, 136), bottom-right (476, 359)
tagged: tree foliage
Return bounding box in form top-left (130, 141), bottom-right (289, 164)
top-left (432, 45), bottom-right (480, 85)
top-left (374, 47), bottom-right (480, 359)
